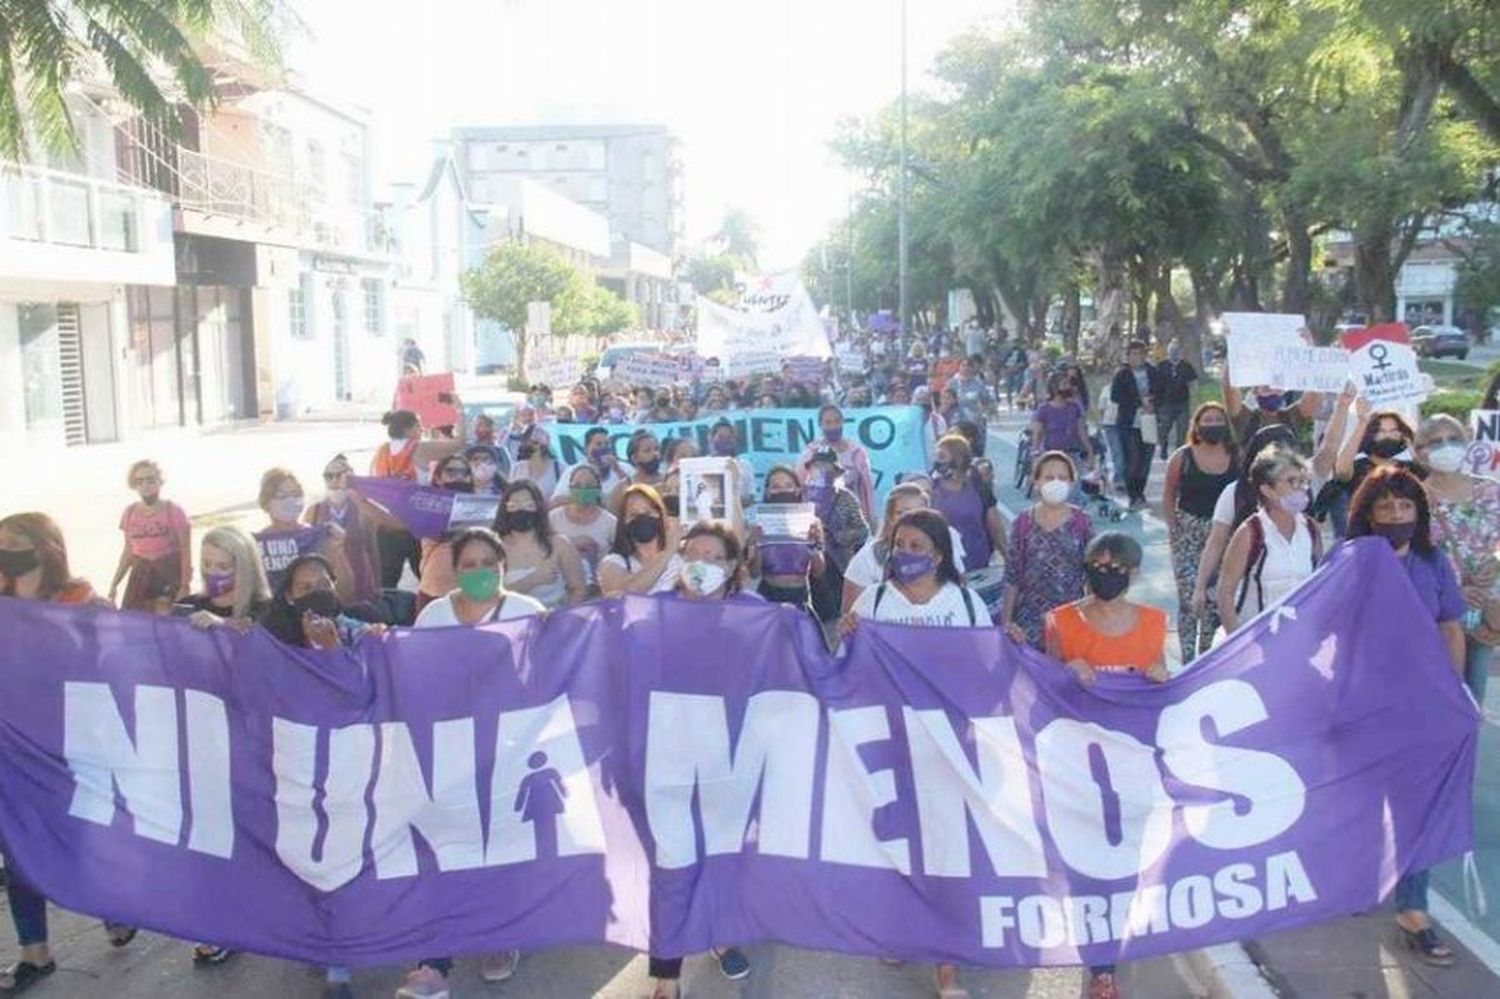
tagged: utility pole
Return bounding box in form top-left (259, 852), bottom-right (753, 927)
top-left (897, 0), bottom-right (909, 336)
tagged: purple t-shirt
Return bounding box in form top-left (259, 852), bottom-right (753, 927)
top-left (1403, 549), bottom-right (1466, 624)
top-left (932, 479), bottom-right (992, 572)
top-left (1031, 400), bottom-right (1085, 452)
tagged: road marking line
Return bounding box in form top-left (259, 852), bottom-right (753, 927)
top-left (1431, 889), bottom-right (1500, 976)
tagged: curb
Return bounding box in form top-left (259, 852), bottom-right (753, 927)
top-left (1187, 943), bottom-right (1279, 998)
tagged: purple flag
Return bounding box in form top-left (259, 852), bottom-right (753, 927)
top-left (349, 476), bottom-right (499, 539)
top-left (0, 540), bottom-right (1476, 968)
top-left (253, 524), bottom-right (331, 591)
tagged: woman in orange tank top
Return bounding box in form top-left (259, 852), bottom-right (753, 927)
top-left (1042, 530), bottom-right (1168, 999)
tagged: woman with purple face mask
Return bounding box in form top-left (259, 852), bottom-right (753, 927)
top-left (839, 507), bottom-right (986, 999)
top-left (178, 526), bottom-right (271, 632)
top-left (797, 405), bottom-right (875, 522)
top-left (1216, 448), bottom-right (1324, 636)
top-left (1346, 465), bottom-right (1466, 968)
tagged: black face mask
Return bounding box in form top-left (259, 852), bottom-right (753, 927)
top-left (765, 491), bottom-right (802, 505)
top-left (1086, 564), bottom-right (1131, 601)
top-left (660, 494), bottom-right (682, 518)
top-left (636, 457), bottom-right (662, 476)
top-left (517, 444), bottom-right (538, 460)
top-left (0, 549), bottom-right (41, 578)
top-left (1369, 438), bottom-right (1408, 460)
top-left (1198, 425), bottom-right (1229, 445)
top-left (292, 588), bottom-right (340, 618)
top-left (628, 515), bottom-right (663, 544)
top-left (443, 479), bottom-right (474, 493)
top-left (505, 510), bottom-right (539, 534)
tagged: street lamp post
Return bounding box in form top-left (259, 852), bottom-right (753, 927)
top-left (897, 0), bottom-right (909, 336)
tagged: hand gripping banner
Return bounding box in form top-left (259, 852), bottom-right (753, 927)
top-left (0, 540), bottom-right (1476, 968)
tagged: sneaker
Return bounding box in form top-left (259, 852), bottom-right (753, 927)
top-left (395, 965), bottom-right (450, 999)
top-left (712, 946), bottom-right (750, 980)
top-left (1089, 971), bottom-right (1120, 999)
top-left (481, 949), bottom-right (521, 982)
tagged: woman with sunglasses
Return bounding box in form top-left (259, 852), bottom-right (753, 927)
top-left (416, 455), bottom-right (481, 615)
top-left (109, 460), bottom-right (192, 611)
top-left (307, 453), bottom-right (402, 608)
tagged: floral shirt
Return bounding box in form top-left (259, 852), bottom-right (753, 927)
top-left (1430, 476), bottom-right (1500, 616)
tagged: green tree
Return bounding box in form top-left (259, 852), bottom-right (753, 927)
top-left (683, 251), bottom-right (738, 297)
top-left (712, 208), bottom-right (760, 268)
top-left (0, 0), bottom-right (284, 160)
top-left (461, 241), bottom-right (577, 380)
top-left (555, 281), bottom-right (637, 336)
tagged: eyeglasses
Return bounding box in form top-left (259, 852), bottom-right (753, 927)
top-left (132, 476), bottom-right (160, 485)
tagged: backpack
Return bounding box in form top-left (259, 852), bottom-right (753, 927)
top-left (1234, 512), bottom-right (1321, 614)
top-left (874, 582), bottom-right (977, 626)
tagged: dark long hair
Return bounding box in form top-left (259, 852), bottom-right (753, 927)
top-left (0, 511), bottom-right (76, 599)
top-left (883, 508), bottom-right (962, 586)
top-left (1356, 409), bottom-right (1416, 456)
top-left (494, 480), bottom-right (553, 557)
top-left (611, 484), bottom-right (668, 559)
top-left (1347, 466), bottom-right (1435, 557)
top-left (259, 553), bottom-right (338, 648)
top-left (1232, 425), bottom-right (1298, 529)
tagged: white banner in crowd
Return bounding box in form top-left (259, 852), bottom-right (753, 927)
top-left (612, 350), bottom-right (686, 388)
top-left (696, 272), bottom-right (832, 376)
top-left (528, 354), bottom-right (581, 389)
top-left (1220, 314), bottom-right (1432, 405)
top-left (1347, 337), bottom-right (1426, 407)
top-left (1468, 410), bottom-right (1500, 481)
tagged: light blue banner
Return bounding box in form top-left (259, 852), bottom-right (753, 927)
top-left (546, 406), bottom-right (930, 503)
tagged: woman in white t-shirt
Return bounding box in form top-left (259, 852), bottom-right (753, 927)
top-left (839, 507), bottom-right (984, 998)
top-left (404, 527), bottom-right (544, 994)
top-left (1216, 448), bottom-right (1322, 636)
top-left (841, 483), bottom-right (967, 613)
top-left (598, 484), bottom-right (683, 597)
top-left (549, 464), bottom-right (617, 595)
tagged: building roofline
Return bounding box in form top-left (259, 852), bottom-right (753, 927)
top-left (451, 124), bottom-right (674, 141)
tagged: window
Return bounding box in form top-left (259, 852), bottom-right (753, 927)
top-left (306, 140), bottom-right (325, 199)
top-left (289, 273), bottom-right (314, 339)
top-left (362, 278), bottom-right (384, 335)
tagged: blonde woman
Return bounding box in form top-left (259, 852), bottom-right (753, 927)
top-left (179, 526), bottom-right (272, 631)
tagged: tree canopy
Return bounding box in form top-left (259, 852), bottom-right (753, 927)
top-left (806, 0), bottom-right (1500, 353)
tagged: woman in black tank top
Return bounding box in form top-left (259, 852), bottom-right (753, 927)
top-left (1161, 403), bottom-right (1239, 661)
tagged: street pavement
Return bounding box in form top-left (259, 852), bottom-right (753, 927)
top-left (984, 406), bottom-right (1500, 998)
top-left (1, 412), bottom-right (1497, 996)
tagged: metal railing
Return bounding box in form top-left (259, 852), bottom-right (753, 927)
top-left (0, 162), bottom-right (168, 253)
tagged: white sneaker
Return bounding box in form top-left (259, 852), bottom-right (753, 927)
top-left (481, 949), bottom-right (521, 982)
top-left (395, 965), bottom-right (449, 999)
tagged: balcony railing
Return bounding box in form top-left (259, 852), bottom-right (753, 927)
top-left (1, 163), bottom-right (164, 253)
top-left (169, 147), bottom-right (392, 257)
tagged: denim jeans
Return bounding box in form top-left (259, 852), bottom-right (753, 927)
top-left (1465, 636), bottom-right (1493, 705)
top-left (1395, 869), bottom-right (1429, 913)
top-left (5, 865), bottom-right (47, 947)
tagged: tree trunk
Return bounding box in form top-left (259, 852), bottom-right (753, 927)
top-left (1092, 247), bottom-right (1128, 368)
top-left (1280, 209), bottom-right (1313, 314)
top-left (1151, 263), bottom-right (1185, 349)
top-left (1062, 280), bottom-right (1081, 357)
top-left (1352, 222), bottom-right (1397, 323)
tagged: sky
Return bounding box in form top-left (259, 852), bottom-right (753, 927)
top-left (290, 0), bottom-right (1011, 268)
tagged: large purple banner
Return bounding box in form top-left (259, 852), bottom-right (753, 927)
top-left (0, 540), bottom-right (1477, 968)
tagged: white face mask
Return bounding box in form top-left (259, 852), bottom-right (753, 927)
top-left (1039, 479), bottom-right (1071, 505)
top-left (682, 560), bottom-right (729, 596)
top-left (1425, 443), bottom-right (1466, 474)
top-left (326, 488), bottom-right (348, 505)
top-left (270, 497), bottom-right (304, 522)
top-left (472, 462), bottom-right (498, 482)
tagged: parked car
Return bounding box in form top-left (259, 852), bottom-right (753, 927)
top-left (1410, 324), bottom-right (1470, 360)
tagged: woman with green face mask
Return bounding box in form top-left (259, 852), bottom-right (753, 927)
top-left (404, 528), bottom-right (543, 995)
top-left (550, 465), bottom-right (617, 597)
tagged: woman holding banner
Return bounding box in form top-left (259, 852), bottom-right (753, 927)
top-left (0, 513), bottom-right (137, 994)
top-left (842, 483), bottom-right (968, 614)
top-left (599, 485), bottom-right (683, 596)
top-left (402, 528), bottom-right (543, 996)
top-left (1216, 449), bottom-right (1323, 638)
top-left (797, 405), bottom-right (875, 522)
top-left (841, 507), bottom-right (986, 999)
top-left (179, 526), bottom-right (272, 631)
top-left (1419, 414), bottom-right (1500, 701)
top-left (1346, 466), bottom-right (1465, 966)
top-left (1044, 530), bottom-right (1168, 999)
